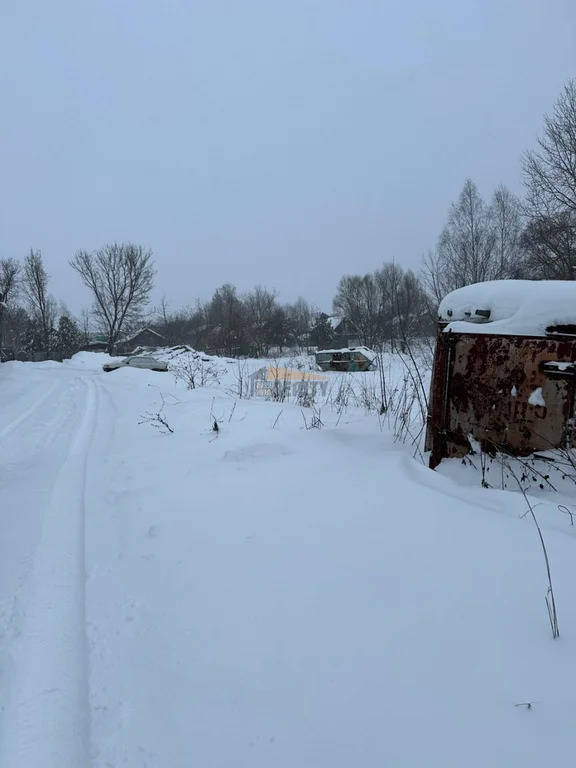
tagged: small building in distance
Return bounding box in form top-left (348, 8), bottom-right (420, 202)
top-left (115, 328), bottom-right (166, 356)
top-left (79, 334), bottom-right (108, 353)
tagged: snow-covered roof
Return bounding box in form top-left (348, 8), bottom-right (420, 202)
top-left (327, 315), bottom-right (343, 330)
top-left (439, 280), bottom-right (576, 337)
top-left (117, 327), bottom-right (165, 343)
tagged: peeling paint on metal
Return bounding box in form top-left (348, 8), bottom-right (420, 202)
top-left (426, 330), bottom-right (576, 468)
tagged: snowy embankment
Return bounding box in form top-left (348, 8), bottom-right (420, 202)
top-left (0, 349), bottom-right (575, 767)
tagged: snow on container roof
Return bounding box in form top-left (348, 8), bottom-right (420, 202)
top-left (439, 280), bottom-right (576, 337)
top-left (317, 346), bottom-right (377, 361)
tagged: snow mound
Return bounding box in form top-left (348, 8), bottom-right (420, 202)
top-left (145, 345), bottom-right (231, 380)
top-left (222, 442), bottom-right (292, 463)
top-left (67, 351), bottom-right (120, 368)
top-left (439, 280), bottom-right (576, 337)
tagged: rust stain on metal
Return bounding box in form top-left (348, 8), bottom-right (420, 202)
top-left (426, 330), bottom-right (576, 468)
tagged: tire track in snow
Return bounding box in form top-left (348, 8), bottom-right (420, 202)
top-left (0, 377), bottom-right (98, 768)
top-left (0, 381), bottom-right (60, 441)
top-left (0, 378), bottom-right (93, 473)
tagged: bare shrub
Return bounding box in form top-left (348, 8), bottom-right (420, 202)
top-left (227, 359), bottom-right (252, 399)
top-left (355, 373), bottom-right (380, 414)
top-left (378, 346), bottom-right (430, 459)
top-left (173, 355), bottom-right (222, 390)
top-left (504, 459), bottom-right (560, 639)
top-left (296, 379), bottom-right (317, 408)
top-left (139, 393), bottom-right (174, 434)
top-left (269, 361), bottom-right (290, 403)
top-left (376, 351), bottom-right (389, 414)
top-left (325, 375), bottom-right (353, 415)
top-left (463, 438), bottom-right (562, 639)
top-left (301, 406), bottom-right (324, 429)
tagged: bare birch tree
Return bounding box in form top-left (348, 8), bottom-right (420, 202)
top-left (421, 179), bottom-right (523, 304)
top-left (489, 185), bottom-right (524, 278)
top-left (22, 250), bottom-right (57, 353)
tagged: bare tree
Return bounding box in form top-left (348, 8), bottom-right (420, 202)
top-left (0, 258), bottom-right (21, 354)
top-left (70, 243), bottom-right (155, 354)
top-left (206, 283), bottom-right (246, 356)
top-left (520, 211), bottom-right (576, 279)
top-left (333, 273), bottom-right (383, 349)
top-left (243, 285), bottom-right (279, 356)
top-left (2, 305), bottom-right (29, 357)
top-left (421, 179), bottom-right (517, 304)
top-left (333, 264), bottom-right (429, 349)
top-left (166, 303), bottom-right (210, 348)
top-left (22, 250), bottom-right (57, 353)
top-left (489, 185), bottom-right (524, 278)
top-left (284, 296), bottom-right (315, 348)
top-left (521, 79), bottom-right (576, 279)
top-left (374, 263), bottom-right (405, 341)
top-left (444, 179), bottom-right (497, 282)
top-left (153, 295), bottom-right (171, 330)
top-left (394, 269), bottom-right (430, 339)
top-left (372, 263), bottom-right (430, 344)
top-left (0, 257), bottom-right (20, 304)
top-left (523, 79), bottom-right (576, 219)
top-left (420, 248), bottom-right (449, 307)
top-left (78, 307), bottom-right (93, 346)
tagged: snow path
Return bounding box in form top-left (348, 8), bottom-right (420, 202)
top-left (0, 376), bottom-right (99, 768)
top-left (1, 355), bottom-right (576, 767)
top-left (0, 381), bottom-right (60, 444)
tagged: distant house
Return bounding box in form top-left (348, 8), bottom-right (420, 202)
top-left (325, 315), bottom-right (361, 348)
top-left (115, 327), bottom-right (166, 355)
top-left (79, 334), bottom-right (108, 353)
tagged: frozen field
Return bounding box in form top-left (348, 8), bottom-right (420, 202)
top-left (0, 349), bottom-right (575, 767)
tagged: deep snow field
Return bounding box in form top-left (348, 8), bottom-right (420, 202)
top-left (1, 348), bottom-right (575, 768)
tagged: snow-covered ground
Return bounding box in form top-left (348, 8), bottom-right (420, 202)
top-left (1, 350), bottom-right (576, 767)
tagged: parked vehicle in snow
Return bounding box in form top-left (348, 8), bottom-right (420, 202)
top-left (102, 356), bottom-right (169, 373)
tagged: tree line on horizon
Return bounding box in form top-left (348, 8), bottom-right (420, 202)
top-left (1, 79), bottom-right (575, 360)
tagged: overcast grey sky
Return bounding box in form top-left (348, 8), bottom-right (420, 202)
top-left (1, 0), bottom-right (575, 314)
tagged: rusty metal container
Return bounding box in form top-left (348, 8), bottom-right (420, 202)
top-left (426, 329), bottom-right (576, 469)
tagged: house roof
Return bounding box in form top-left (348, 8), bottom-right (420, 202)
top-left (117, 327), bottom-right (165, 344)
top-left (327, 315), bottom-right (343, 330)
top-left (439, 280), bottom-right (576, 337)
